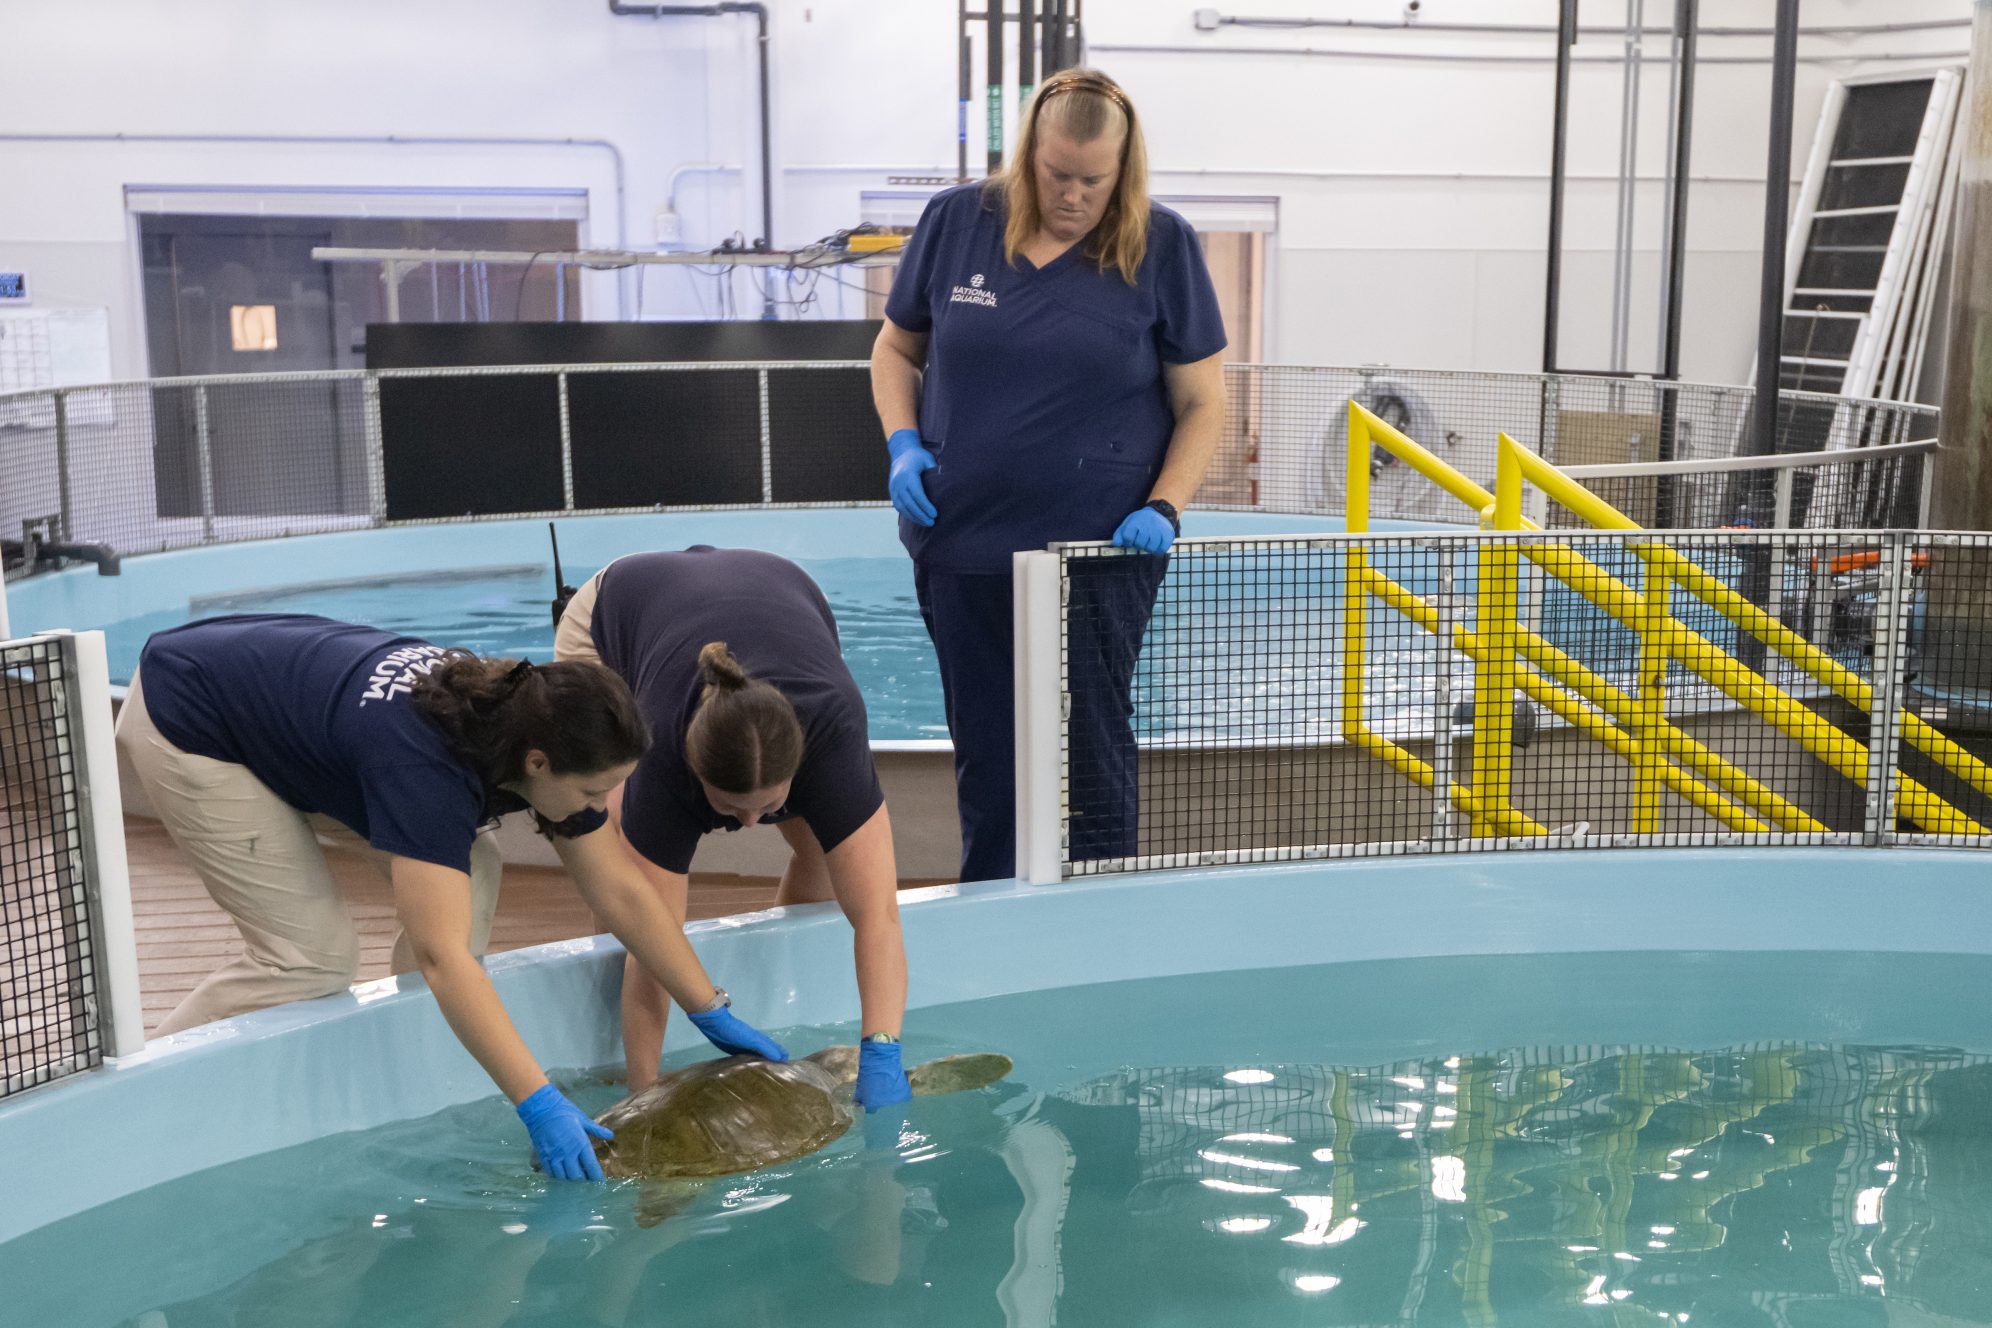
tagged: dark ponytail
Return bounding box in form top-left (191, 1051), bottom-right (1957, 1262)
top-left (413, 652), bottom-right (650, 790)
top-left (685, 642), bottom-right (803, 794)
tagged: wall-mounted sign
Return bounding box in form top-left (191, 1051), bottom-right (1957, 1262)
top-left (0, 273), bottom-right (27, 303)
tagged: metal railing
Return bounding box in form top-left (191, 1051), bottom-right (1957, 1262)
top-left (0, 630), bottom-right (143, 1098)
top-left (1017, 526), bottom-right (1992, 880)
top-left (1012, 400), bottom-right (1986, 878)
top-left (1, 362), bottom-right (1943, 580)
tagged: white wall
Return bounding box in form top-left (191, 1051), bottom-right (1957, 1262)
top-left (0, 0), bottom-right (1973, 384)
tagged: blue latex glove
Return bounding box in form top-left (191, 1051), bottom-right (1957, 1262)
top-left (887, 428), bottom-right (938, 527)
top-left (687, 1004), bottom-right (790, 1062)
top-left (1112, 504), bottom-right (1177, 554)
top-left (855, 1039), bottom-right (913, 1112)
top-left (516, 1083), bottom-right (612, 1182)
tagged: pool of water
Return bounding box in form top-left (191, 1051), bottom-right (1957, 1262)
top-left (12, 949), bottom-right (1991, 1327)
top-left (99, 557), bottom-right (951, 743)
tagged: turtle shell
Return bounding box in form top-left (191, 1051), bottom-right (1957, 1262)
top-left (594, 1055), bottom-right (852, 1180)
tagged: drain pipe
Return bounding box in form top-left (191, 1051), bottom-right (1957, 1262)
top-left (608, 1), bottom-right (776, 316)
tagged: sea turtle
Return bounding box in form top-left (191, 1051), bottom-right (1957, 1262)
top-left (592, 1046), bottom-right (1013, 1225)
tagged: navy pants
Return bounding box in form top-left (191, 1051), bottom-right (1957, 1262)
top-left (915, 557), bottom-right (1165, 882)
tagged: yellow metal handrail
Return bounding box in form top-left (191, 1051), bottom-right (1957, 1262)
top-left (1338, 402), bottom-right (1992, 838)
top-left (1492, 433), bottom-right (1992, 835)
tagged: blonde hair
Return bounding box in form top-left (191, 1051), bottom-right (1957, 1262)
top-left (991, 68), bottom-right (1150, 285)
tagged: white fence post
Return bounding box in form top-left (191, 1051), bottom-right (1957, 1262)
top-left (1014, 550), bottom-right (1066, 885)
top-left (41, 629), bottom-right (147, 1058)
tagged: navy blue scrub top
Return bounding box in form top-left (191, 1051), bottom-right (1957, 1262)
top-left (884, 183), bottom-right (1228, 574)
top-left (587, 547), bottom-right (885, 875)
top-left (136, 614), bottom-right (603, 874)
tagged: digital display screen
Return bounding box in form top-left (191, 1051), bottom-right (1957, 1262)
top-left (0, 273), bottom-right (25, 301)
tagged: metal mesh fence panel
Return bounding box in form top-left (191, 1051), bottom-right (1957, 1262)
top-left (1552, 447), bottom-right (1932, 532)
top-left (1, 366), bottom-right (1944, 583)
top-left (0, 636), bottom-right (102, 1098)
top-left (1217, 365), bottom-right (1938, 527)
top-left (1056, 530), bottom-right (1992, 876)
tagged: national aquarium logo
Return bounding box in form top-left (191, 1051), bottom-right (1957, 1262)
top-left (358, 644), bottom-right (450, 704)
top-left (949, 272), bottom-right (997, 308)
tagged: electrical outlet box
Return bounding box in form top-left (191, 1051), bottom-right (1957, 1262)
top-left (653, 210), bottom-right (683, 251)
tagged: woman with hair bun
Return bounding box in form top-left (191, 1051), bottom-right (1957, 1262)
top-left (118, 612), bottom-right (787, 1181)
top-left (554, 546), bottom-right (912, 1111)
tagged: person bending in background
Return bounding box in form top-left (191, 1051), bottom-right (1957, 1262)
top-left (553, 547), bottom-right (912, 1111)
top-left (870, 66), bottom-right (1228, 882)
top-left (117, 613), bottom-right (787, 1181)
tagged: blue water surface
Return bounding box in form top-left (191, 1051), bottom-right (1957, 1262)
top-left (8, 948), bottom-right (1991, 1327)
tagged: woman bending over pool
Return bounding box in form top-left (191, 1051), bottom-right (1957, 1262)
top-left (118, 612), bottom-right (787, 1180)
top-left (555, 547), bottom-right (913, 1112)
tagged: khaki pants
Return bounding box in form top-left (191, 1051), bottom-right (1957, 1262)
top-left (552, 568), bottom-right (606, 667)
top-left (118, 670), bottom-right (502, 1036)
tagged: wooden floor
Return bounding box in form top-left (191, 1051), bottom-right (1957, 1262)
top-left (123, 815), bottom-right (790, 1035)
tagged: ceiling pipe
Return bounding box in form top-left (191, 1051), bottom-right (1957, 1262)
top-left (1090, 42), bottom-right (1967, 66)
top-left (1196, 12), bottom-right (1967, 39)
top-left (608, 1), bottom-right (775, 316)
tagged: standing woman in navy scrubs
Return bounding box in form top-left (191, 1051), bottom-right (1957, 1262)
top-left (554, 547), bottom-right (913, 1110)
top-left (117, 613), bottom-right (787, 1181)
top-left (869, 67), bottom-right (1228, 881)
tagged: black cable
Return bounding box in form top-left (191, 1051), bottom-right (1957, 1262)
top-left (512, 250), bottom-right (549, 321)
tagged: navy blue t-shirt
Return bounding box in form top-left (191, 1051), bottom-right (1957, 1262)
top-left (588, 547), bottom-right (885, 875)
top-left (136, 614), bottom-right (603, 873)
top-left (884, 183), bottom-right (1228, 574)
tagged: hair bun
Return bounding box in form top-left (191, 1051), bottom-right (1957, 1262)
top-left (697, 641), bottom-right (750, 691)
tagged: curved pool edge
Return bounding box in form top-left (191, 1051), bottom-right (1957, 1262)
top-left (5, 845), bottom-right (1992, 1246)
top-left (3, 507), bottom-right (1387, 642)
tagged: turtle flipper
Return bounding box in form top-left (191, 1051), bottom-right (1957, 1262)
top-left (908, 1052), bottom-right (1014, 1096)
top-left (633, 1179), bottom-right (704, 1229)
top-left (803, 1045), bottom-right (862, 1085)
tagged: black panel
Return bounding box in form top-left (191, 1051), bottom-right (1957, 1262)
top-left (567, 371), bottom-right (764, 508)
top-left (380, 375), bottom-right (563, 519)
top-left (366, 320), bottom-right (882, 369)
top-left (767, 368), bottom-right (887, 503)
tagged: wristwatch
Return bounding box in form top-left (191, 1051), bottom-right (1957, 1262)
top-left (864, 1031), bottom-right (899, 1045)
top-left (697, 986), bottom-right (731, 1013)
top-left (1145, 498), bottom-right (1181, 535)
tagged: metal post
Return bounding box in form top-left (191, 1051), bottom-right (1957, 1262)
top-left (1014, 549), bottom-right (1066, 884)
top-left (987, 0), bottom-right (1005, 175)
top-left (1609, 0), bottom-right (1644, 374)
top-left (53, 629), bottom-right (147, 1058)
top-left (758, 368), bottom-right (774, 503)
top-left (558, 372), bottom-right (577, 512)
top-left (1542, 0), bottom-right (1578, 373)
top-left (1750, 0), bottom-right (1802, 466)
top-left (1769, 469), bottom-right (1794, 646)
top-left (1732, 0), bottom-right (1801, 673)
top-left (193, 384), bottom-right (216, 542)
top-left (959, 0), bottom-right (972, 181)
top-left (361, 375), bottom-right (387, 525)
top-left (384, 259), bottom-right (403, 323)
top-left (52, 390), bottom-right (73, 543)
top-left (1655, 0), bottom-right (1698, 528)
top-left (1430, 543), bottom-right (1456, 843)
top-left (1865, 533), bottom-right (1910, 844)
top-left (1019, 0), bottom-right (1037, 107)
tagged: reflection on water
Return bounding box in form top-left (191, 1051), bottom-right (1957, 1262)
top-left (14, 1035), bottom-right (1992, 1327)
top-left (1047, 1044), bottom-right (1992, 1324)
